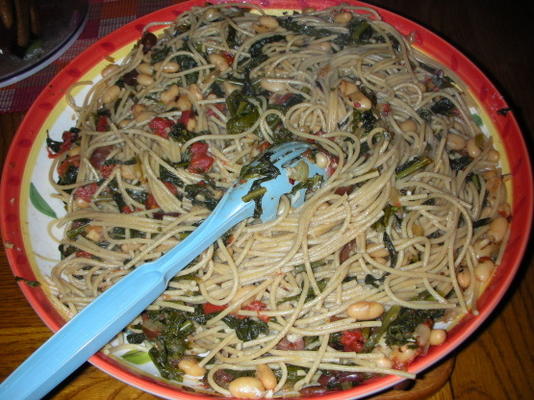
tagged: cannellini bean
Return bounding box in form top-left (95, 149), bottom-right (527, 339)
top-left (135, 111), bottom-right (156, 122)
top-left (334, 12), bottom-right (353, 25)
top-left (186, 117), bottom-right (197, 131)
top-left (347, 301), bottom-right (384, 320)
top-left (178, 358), bottom-right (206, 377)
top-left (488, 216), bottom-right (508, 242)
top-left (457, 270), bottom-right (471, 289)
top-left (308, 41), bottom-right (332, 52)
top-left (160, 84), bottom-right (180, 104)
top-left (102, 85), bottom-right (121, 104)
top-left (339, 80), bottom-right (358, 96)
top-left (349, 91), bottom-right (372, 111)
top-left (188, 84), bottom-right (203, 101)
top-left (256, 364), bottom-right (277, 390)
top-left (375, 356), bottom-right (393, 369)
top-left (315, 152), bottom-right (329, 169)
top-left (101, 64), bottom-right (120, 78)
top-left (132, 104), bottom-right (146, 117)
top-left (466, 138), bottom-right (481, 158)
top-left (475, 260), bottom-right (495, 282)
top-left (121, 243), bottom-right (141, 253)
top-left (258, 15), bottom-right (279, 30)
top-left (137, 73), bottom-right (154, 86)
top-left (487, 149), bottom-right (500, 162)
top-left (136, 62), bottom-right (153, 75)
top-left (391, 345), bottom-right (417, 364)
top-left (429, 329), bottom-right (447, 346)
top-left (176, 95), bottom-right (192, 111)
top-left (446, 133), bottom-right (466, 150)
top-left (203, 8), bottom-right (221, 21)
top-left (75, 198), bottom-right (91, 208)
top-left (120, 164), bottom-right (138, 180)
top-left (155, 61), bottom-right (180, 73)
top-left (260, 78), bottom-right (288, 93)
top-left (209, 53), bottom-right (230, 72)
top-left (118, 119), bottom-right (132, 128)
top-left (399, 119), bottom-right (417, 133)
top-left (414, 323), bottom-right (431, 347)
top-left (368, 247), bottom-right (389, 258)
top-left (228, 377), bottom-right (265, 399)
top-left (473, 239), bottom-right (497, 259)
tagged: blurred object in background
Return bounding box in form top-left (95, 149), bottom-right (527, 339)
top-left (0, 0), bottom-right (89, 88)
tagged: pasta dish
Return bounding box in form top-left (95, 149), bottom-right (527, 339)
top-left (45, 2), bottom-right (510, 397)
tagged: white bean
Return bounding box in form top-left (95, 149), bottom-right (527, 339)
top-left (136, 62), bottom-right (153, 75)
top-left (101, 64), bottom-right (120, 78)
top-left (429, 329), bottom-right (447, 346)
top-left (488, 216), bottom-right (508, 243)
top-left (457, 270), bottom-right (471, 289)
top-left (334, 12), bottom-right (353, 25)
top-left (178, 358), bottom-right (206, 377)
top-left (209, 53), bottom-right (230, 72)
top-left (260, 79), bottom-right (288, 93)
top-left (475, 260), bottom-right (495, 282)
top-left (256, 364), bottom-right (277, 390)
top-left (102, 85), bottom-right (121, 104)
top-left (137, 73), bottom-right (154, 86)
top-left (446, 133), bottom-right (466, 150)
top-left (466, 138), bottom-right (481, 158)
top-left (258, 15), bottom-right (279, 30)
top-left (160, 84), bottom-right (179, 104)
top-left (346, 301), bottom-right (384, 320)
top-left (228, 377), bottom-right (265, 399)
top-left (399, 119), bottom-right (417, 133)
top-left (176, 95), bottom-right (192, 111)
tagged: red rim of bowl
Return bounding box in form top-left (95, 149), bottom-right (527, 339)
top-left (1, 0), bottom-right (532, 399)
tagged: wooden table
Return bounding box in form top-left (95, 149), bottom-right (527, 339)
top-left (1, 1), bottom-right (533, 399)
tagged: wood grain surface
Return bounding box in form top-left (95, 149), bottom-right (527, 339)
top-left (1, 1), bottom-right (533, 399)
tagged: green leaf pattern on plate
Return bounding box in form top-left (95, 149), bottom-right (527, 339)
top-left (30, 182), bottom-right (57, 219)
top-left (121, 349), bottom-right (151, 364)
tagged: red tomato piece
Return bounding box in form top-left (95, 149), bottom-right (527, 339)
top-left (242, 300), bottom-right (270, 322)
top-left (163, 181), bottom-right (178, 195)
top-left (149, 117), bottom-right (175, 139)
top-left (188, 142), bottom-right (214, 173)
top-left (203, 303), bottom-right (227, 314)
top-left (340, 329), bottom-right (366, 353)
top-left (99, 164), bottom-right (116, 179)
top-left (73, 183), bottom-right (99, 202)
top-left (89, 145), bottom-right (114, 169)
top-left (179, 110), bottom-right (194, 125)
top-left (145, 193), bottom-right (159, 210)
top-left (96, 115), bottom-right (109, 132)
top-left (57, 155), bottom-right (81, 178)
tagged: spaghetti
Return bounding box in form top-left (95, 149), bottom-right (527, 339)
top-left (45, 3), bottom-right (510, 397)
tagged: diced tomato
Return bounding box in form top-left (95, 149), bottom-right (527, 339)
top-left (326, 153), bottom-right (339, 176)
top-left (242, 300), bottom-right (269, 322)
top-left (334, 185), bottom-right (354, 196)
top-left (258, 141), bottom-right (271, 153)
top-left (188, 142), bottom-right (214, 173)
top-left (340, 329), bottom-right (366, 353)
top-left (99, 164), bottom-right (116, 179)
top-left (89, 145), bottom-right (114, 169)
top-left (339, 239), bottom-right (356, 263)
top-left (188, 154), bottom-right (214, 173)
top-left (96, 115), bottom-right (109, 132)
top-left (73, 183), bottom-right (99, 202)
top-left (75, 250), bottom-right (93, 258)
top-left (222, 52), bottom-right (234, 65)
top-left (163, 181), bottom-right (178, 195)
top-left (276, 335), bottom-right (305, 350)
top-left (149, 117), bottom-right (175, 139)
top-left (145, 193), bottom-right (159, 210)
top-left (203, 303), bottom-right (227, 314)
top-left (179, 110), bottom-right (194, 125)
top-left (57, 155), bottom-right (81, 178)
top-left (121, 204), bottom-right (135, 214)
top-left (47, 129), bottom-right (79, 158)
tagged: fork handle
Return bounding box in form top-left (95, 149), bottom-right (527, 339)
top-left (0, 187), bottom-right (255, 400)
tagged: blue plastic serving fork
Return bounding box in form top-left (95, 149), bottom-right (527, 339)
top-left (0, 141), bottom-right (327, 400)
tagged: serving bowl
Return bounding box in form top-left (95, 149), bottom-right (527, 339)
top-left (1, 0), bottom-right (532, 399)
